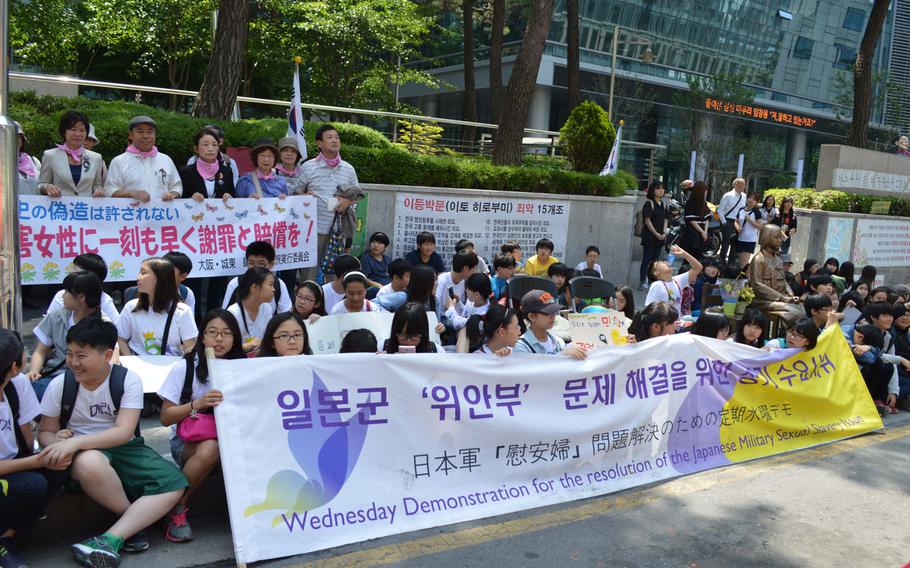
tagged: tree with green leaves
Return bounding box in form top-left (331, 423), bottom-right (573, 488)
top-left (492, 0), bottom-right (553, 166)
top-left (848, 0), bottom-right (891, 148)
top-left (10, 0), bottom-right (82, 73)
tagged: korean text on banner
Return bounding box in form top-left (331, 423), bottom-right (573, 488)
top-left (212, 325), bottom-right (880, 564)
top-left (18, 196), bottom-right (318, 284)
top-left (392, 193), bottom-right (570, 270)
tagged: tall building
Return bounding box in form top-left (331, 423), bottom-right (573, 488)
top-left (402, 0), bottom-right (898, 190)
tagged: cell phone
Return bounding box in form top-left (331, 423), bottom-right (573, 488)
top-left (398, 345), bottom-right (417, 354)
top-left (448, 288), bottom-right (456, 300)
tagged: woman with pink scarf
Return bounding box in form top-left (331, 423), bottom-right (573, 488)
top-left (234, 139), bottom-right (289, 199)
top-left (37, 111), bottom-right (105, 197)
top-left (15, 121), bottom-right (40, 195)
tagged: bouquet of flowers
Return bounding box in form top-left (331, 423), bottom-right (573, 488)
top-left (738, 285), bottom-right (755, 304)
top-left (717, 278), bottom-right (749, 317)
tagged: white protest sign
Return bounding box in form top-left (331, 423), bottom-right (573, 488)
top-left (18, 196), bottom-right (318, 284)
top-left (567, 311), bottom-right (631, 350)
top-left (119, 355), bottom-right (181, 394)
top-left (392, 193), bottom-right (570, 269)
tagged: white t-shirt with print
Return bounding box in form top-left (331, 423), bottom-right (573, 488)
top-left (645, 271), bottom-right (690, 315)
top-left (434, 271), bottom-right (467, 320)
top-left (228, 302), bottom-right (274, 343)
top-left (0, 374), bottom-right (41, 460)
top-left (39, 367), bottom-right (144, 437)
top-left (157, 357), bottom-right (213, 405)
top-left (117, 299), bottom-right (198, 356)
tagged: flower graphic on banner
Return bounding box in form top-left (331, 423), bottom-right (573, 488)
top-left (109, 261), bottom-right (125, 279)
top-left (42, 263), bottom-right (60, 281)
top-left (244, 371), bottom-right (370, 526)
top-left (21, 263), bottom-right (36, 283)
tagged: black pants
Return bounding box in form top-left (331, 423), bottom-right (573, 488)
top-left (861, 360), bottom-right (893, 402)
top-left (640, 243), bottom-right (663, 284)
top-left (719, 222), bottom-right (738, 266)
top-left (0, 468), bottom-right (67, 534)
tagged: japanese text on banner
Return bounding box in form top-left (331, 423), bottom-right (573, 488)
top-left (17, 196), bottom-right (318, 284)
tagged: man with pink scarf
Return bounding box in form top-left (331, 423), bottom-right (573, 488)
top-left (295, 124), bottom-right (360, 281)
top-left (103, 115), bottom-right (182, 201)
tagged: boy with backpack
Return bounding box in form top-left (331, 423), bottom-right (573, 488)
top-left (38, 318), bottom-right (187, 567)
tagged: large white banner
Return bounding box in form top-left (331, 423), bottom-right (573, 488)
top-left (212, 329), bottom-right (880, 564)
top-left (18, 196), bottom-right (318, 284)
top-left (853, 218), bottom-right (910, 267)
top-left (392, 193), bottom-right (570, 269)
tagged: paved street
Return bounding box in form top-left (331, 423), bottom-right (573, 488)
top-left (20, 413), bottom-right (910, 568)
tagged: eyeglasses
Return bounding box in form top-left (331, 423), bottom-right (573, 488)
top-left (274, 332), bottom-right (304, 343)
top-left (204, 329), bottom-right (234, 339)
top-left (397, 333), bottom-right (422, 342)
top-left (247, 260), bottom-right (270, 269)
top-left (296, 295), bottom-right (316, 304)
top-left (786, 329), bottom-right (805, 339)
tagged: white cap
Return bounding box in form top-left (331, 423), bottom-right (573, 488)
top-left (88, 124), bottom-right (100, 144)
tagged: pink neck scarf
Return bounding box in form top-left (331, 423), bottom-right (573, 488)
top-left (196, 158), bottom-right (219, 180)
top-left (256, 169), bottom-right (275, 181)
top-left (276, 164), bottom-right (299, 177)
top-left (316, 152), bottom-right (341, 168)
top-left (126, 144), bottom-right (158, 159)
top-left (18, 152), bottom-right (37, 177)
top-left (56, 143), bottom-right (84, 162)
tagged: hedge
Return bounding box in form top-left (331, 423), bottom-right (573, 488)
top-left (765, 188), bottom-right (910, 217)
top-left (12, 92), bottom-right (635, 197)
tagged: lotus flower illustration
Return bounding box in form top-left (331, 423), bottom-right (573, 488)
top-left (245, 371), bottom-right (371, 525)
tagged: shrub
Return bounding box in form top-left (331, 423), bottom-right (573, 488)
top-left (558, 101), bottom-right (616, 174)
top-left (12, 92), bottom-right (635, 197)
top-left (764, 188), bottom-right (910, 216)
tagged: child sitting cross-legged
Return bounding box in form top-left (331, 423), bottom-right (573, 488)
top-left (38, 318), bottom-right (188, 568)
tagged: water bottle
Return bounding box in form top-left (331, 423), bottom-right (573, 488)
top-left (667, 253), bottom-right (676, 265)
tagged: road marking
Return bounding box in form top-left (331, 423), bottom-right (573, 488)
top-left (289, 425), bottom-right (910, 568)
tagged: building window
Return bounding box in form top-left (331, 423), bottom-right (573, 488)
top-left (843, 7), bottom-right (866, 31)
top-left (793, 36), bottom-right (813, 59)
top-left (834, 43), bottom-right (856, 69)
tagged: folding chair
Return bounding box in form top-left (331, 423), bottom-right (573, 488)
top-left (507, 275), bottom-right (558, 311)
top-left (568, 276), bottom-right (615, 312)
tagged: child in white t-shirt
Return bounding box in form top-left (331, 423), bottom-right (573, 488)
top-left (322, 255), bottom-right (362, 314)
top-left (221, 241), bottom-right (292, 314)
top-left (0, 330), bottom-right (66, 568)
top-left (117, 257), bottom-right (198, 356)
top-left (447, 272), bottom-right (492, 330)
top-left (38, 318), bottom-right (188, 567)
top-left (227, 267), bottom-right (276, 353)
top-left (645, 244), bottom-right (703, 315)
top-left (330, 272), bottom-right (385, 314)
top-left (157, 309), bottom-right (246, 542)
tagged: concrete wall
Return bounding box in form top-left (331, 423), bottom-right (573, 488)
top-left (784, 207), bottom-right (910, 286)
top-left (816, 144), bottom-right (910, 198)
top-left (11, 76), bottom-right (78, 98)
top-left (360, 183), bottom-right (639, 285)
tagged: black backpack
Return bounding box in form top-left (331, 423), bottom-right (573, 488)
top-left (59, 364), bottom-right (141, 438)
top-left (4, 381), bottom-right (31, 459)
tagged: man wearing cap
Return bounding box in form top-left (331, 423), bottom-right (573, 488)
top-left (716, 177), bottom-right (746, 265)
top-left (104, 115), bottom-right (182, 201)
top-left (295, 124), bottom-right (359, 281)
top-left (234, 138), bottom-right (289, 198)
top-left (83, 124), bottom-right (108, 182)
top-left (780, 253), bottom-right (798, 292)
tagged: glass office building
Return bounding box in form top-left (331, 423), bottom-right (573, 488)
top-left (402, 0), bottom-right (902, 190)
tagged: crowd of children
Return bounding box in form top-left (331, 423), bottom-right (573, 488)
top-left (4, 210), bottom-right (910, 567)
